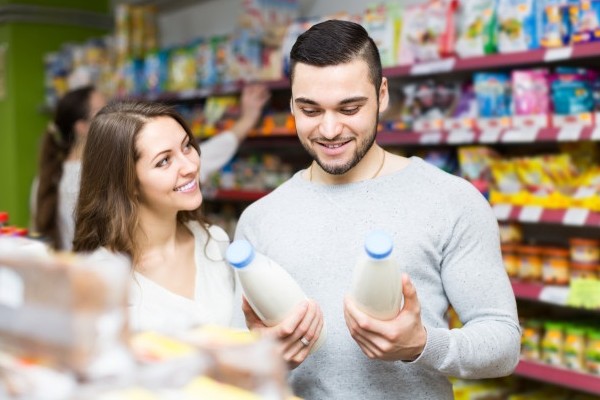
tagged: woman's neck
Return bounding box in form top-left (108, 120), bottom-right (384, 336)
top-left (66, 138), bottom-right (86, 161)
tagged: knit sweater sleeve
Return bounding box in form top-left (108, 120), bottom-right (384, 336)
top-left (414, 180), bottom-right (521, 378)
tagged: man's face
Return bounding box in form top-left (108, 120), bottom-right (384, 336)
top-left (290, 59), bottom-right (388, 177)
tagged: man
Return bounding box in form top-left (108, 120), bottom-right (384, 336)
top-left (234, 19), bottom-right (520, 399)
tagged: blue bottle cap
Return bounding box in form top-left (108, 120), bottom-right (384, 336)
top-left (226, 240), bottom-right (255, 268)
top-left (364, 230), bottom-right (393, 259)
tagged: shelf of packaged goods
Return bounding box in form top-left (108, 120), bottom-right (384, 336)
top-left (383, 42), bottom-right (600, 78)
top-left (493, 204), bottom-right (600, 228)
top-left (515, 359), bottom-right (600, 395)
top-left (125, 42), bottom-right (600, 103)
top-left (376, 125), bottom-right (600, 146)
top-left (205, 189), bottom-right (269, 202)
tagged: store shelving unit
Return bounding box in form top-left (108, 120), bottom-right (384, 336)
top-left (515, 359), bottom-right (600, 396)
top-left (493, 204), bottom-right (600, 227)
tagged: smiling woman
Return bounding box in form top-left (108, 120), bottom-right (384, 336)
top-left (73, 101), bottom-right (236, 332)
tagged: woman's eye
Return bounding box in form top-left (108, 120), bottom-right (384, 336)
top-left (156, 157), bottom-right (169, 167)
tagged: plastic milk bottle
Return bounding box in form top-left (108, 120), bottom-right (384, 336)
top-left (225, 240), bottom-right (326, 353)
top-left (350, 230), bottom-right (403, 320)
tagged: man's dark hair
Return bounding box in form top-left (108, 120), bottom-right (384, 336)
top-left (289, 19), bottom-right (382, 93)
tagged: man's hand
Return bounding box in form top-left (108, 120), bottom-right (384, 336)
top-left (242, 296), bottom-right (324, 369)
top-left (343, 273), bottom-right (426, 361)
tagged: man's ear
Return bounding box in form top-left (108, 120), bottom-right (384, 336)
top-left (378, 77), bottom-right (389, 114)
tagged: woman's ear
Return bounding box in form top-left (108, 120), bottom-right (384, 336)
top-left (74, 119), bottom-right (90, 139)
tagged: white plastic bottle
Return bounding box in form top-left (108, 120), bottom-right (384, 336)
top-left (350, 230), bottom-right (403, 320)
top-left (226, 240), bottom-right (326, 353)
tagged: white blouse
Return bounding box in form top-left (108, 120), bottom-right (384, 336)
top-left (128, 222), bottom-right (236, 332)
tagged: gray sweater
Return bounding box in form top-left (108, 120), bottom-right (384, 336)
top-left (235, 156), bottom-right (521, 400)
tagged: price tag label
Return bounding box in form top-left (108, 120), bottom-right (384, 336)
top-left (410, 58), bottom-right (456, 76)
top-left (563, 208), bottom-right (589, 226)
top-left (419, 132), bottom-right (442, 145)
top-left (519, 206), bottom-right (543, 223)
top-left (502, 128), bottom-right (538, 143)
top-left (557, 126), bottom-right (583, 142)
top-left (544, 47), bottom-right (573, 62)
top-left (479, 129), bottom-right (502, 143)
top-left (493, 204), bottom-right (512, 221)
top-left (447, 130), bottom-right (475, 144)
top-left (567, 278), bottom-right (600, 309)
top-left (539, 286), bottom-right (570, 306)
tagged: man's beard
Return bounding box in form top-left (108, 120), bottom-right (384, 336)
top-left (300, 113), bottom-right (379, 176)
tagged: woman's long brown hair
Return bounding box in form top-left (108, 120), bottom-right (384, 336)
top-left (35, 86), bottom-right (94, 249)
top-left (73, 101), bottom-right (209, 264)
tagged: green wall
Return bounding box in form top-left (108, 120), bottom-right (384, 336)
top-left (0, 1), bottom-right (109, 227)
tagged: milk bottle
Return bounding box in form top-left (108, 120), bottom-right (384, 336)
top-left (350, 230), bottom-right (403, 320)
top-left (225, 240), bottom-right (326, 353)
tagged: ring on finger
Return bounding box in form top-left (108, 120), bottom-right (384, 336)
top-left (300, 336), bottom-right (310, 346)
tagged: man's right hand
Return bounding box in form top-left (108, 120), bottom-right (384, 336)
top-left (242, 296), bottom-right (324, 369)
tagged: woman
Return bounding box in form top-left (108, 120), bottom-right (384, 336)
top-left (33, 86), bottom-right (106, 250)
top-left (73, 101), bottom-right (235, 331)
top-left (32, 84), bottom-right (269, 251)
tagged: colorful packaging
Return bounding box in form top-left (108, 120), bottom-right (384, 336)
top-left (497, 0), bottom-right (542, 52)
top-left (362, 2), bottom-right (403, 67)
top-left (455, 0), bottom-right (498, 57)
top-left (541, 321), bottom-right (564, 366)
top-left (143, 49), bottom-right (169, 95)
top-left (473, 72), bottom-right (511, 117)
top-left (564, 324), bottom-right (587, 371)
top-left (168, 45), bottom-right (196, 92)
top-left (512, 69), bottom-right (550, 115)
top-left (571, 0), bottom-right (600, 43)
top-left (399, 0), bottom-right (458, 63)
top-left (540, 0), bottom-right (571, 47)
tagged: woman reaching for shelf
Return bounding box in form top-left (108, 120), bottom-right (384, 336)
top-left (73, 101), bottom-right (236, 331)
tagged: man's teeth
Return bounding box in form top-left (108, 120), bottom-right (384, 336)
top-left (325, 143), bottom-right (343, 148)
top-left (175, 181), bottom-right (195, 191)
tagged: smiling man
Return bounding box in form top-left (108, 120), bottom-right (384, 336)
top-left (234, 19), bottom-right (520, 399)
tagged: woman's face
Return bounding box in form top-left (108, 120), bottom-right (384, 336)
top-left (134, 116), bottom-right (202, 218)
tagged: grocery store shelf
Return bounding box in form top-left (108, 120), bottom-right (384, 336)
top-left (127, 42), bottom-right (600, 102)
top-left (205, 189), bottom-right (269, 202)
top-left (383, 41), bottom-right (600, 78)
top-left (511, 280), bottom-right (544, 301)
top-left (515, 359), bottom-right (600, 395)
top-left (376, 125), bottom-right (600, 146)
top-left (493, 204), bottom-right (600, 227)
top-left (511, 280), bottom-right (571, 307)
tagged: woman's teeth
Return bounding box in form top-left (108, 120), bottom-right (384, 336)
top-left (175, 181), bottom-right (196, 192)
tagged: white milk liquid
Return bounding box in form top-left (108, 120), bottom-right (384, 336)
top-left (237, 253), bottom-right (327, 353)
top-left (351, 256), bottom-right (403, 320)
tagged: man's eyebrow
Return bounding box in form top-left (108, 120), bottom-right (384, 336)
top-left (339, 96), bottom-right (368, 105)
top-left (294, 97), bottom-right (318, 105)
top-left (294, 96), bottom-right (369, 106)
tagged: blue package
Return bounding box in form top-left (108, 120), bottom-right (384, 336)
top-left (474, 72), bottom-right (512, 117)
